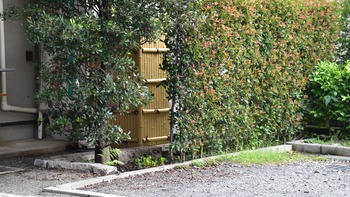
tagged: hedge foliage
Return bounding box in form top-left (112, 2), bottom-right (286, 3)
top-left (337, 0), bottom-right (350, 62)
top-left (162, 0), bottom-right (342, 160)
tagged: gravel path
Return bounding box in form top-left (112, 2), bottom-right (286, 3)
top-left (1, 154), bottom-right (350, 197)
top-left (0, 156), bottom-right (97, 196)
top-left (84, 159), bottom-right (350, 197)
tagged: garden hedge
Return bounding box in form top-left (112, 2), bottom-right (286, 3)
top-left (162, 0), bottom-right (342, 160)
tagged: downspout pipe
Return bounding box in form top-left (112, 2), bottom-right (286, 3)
top-left (0, 0), bottom-right (42, 139)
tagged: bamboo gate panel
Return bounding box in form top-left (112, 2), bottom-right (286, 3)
top-left (113, 40), bottom-right (169, 148)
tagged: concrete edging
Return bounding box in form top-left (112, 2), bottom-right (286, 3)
top-left (42, 144), bottom-right (292, 197)
top-left (287, 140), bottom-right (350, 157)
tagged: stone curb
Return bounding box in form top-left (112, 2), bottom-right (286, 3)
top-left (34, 144), bottom-right (167, 176)
top-left (287, 140), bottom-right (350, 157)
top-left (33, 144), bottom-right (167, 177)
top-left (42, 187), bottom-right (120, 197)
top-left (34, 159), bottom-right (118, 176)
top-left (42, 144), bottom-right (292, 197)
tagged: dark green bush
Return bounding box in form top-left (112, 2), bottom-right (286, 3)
top-left (306, 61), bottom-right (350, 131)
top-left (162, 0), bottom-right (342, 160)
top-left (1, 0), bottom-right (164, 163)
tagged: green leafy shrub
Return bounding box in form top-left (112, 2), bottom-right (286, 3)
top-left (135, 156), bottom-right (166, 169)
top-left (306, 61), bottom-right (350, 131)
top-left (99, 147), bottom-right (124, 166)
top-left (162, 0), bottom-right (342, 160)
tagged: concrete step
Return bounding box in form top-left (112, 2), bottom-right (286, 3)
top-left (0, 139), bottom-right (67, 159)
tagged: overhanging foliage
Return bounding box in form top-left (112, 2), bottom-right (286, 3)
top-left (1, 0), bottom-right (165, 150)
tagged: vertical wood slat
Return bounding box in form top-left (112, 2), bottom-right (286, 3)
top-left (140, 40), bottom-right (169, 146)
top-left (114, 39), bottom-right (169, 148)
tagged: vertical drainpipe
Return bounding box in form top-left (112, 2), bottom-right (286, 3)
top-left (0, 0), bottom-right (42, 139)
top-left (137, 48), bottom-right (143, 147)
top-left (68, 0), bottom-right (75, 98)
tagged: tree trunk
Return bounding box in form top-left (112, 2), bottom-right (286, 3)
top-left (94, 145), bottom-right (110, 164)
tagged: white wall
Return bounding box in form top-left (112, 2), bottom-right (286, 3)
top-left (0, 0), bottom-right (36, 142)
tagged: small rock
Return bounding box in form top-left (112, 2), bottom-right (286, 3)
top-left (33, 159), bottom-right (47, 168)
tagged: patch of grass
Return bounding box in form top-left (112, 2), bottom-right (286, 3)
top-left (304, 137), bottom-right (350, 147)
top-left (189, 151), bottom-right (324, 168)
top-left (304, 138), bottom-right (326, 144)
top-left (217, 151), bottom-right (325, 166)
top-left (192, 160), bottom-right (205, 168)
top-left (192, 158), bottom-right (219, 168)
top-left (175, 164), bottom-right (191, 170)
top-left (304, 131), bottom-right (350, 147)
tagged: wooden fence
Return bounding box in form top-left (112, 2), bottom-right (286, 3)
top-left (113, 40), bottom-right (169, 148)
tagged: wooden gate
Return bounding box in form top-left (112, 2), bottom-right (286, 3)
top-left (113, 40), bottom-right (169, 148)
